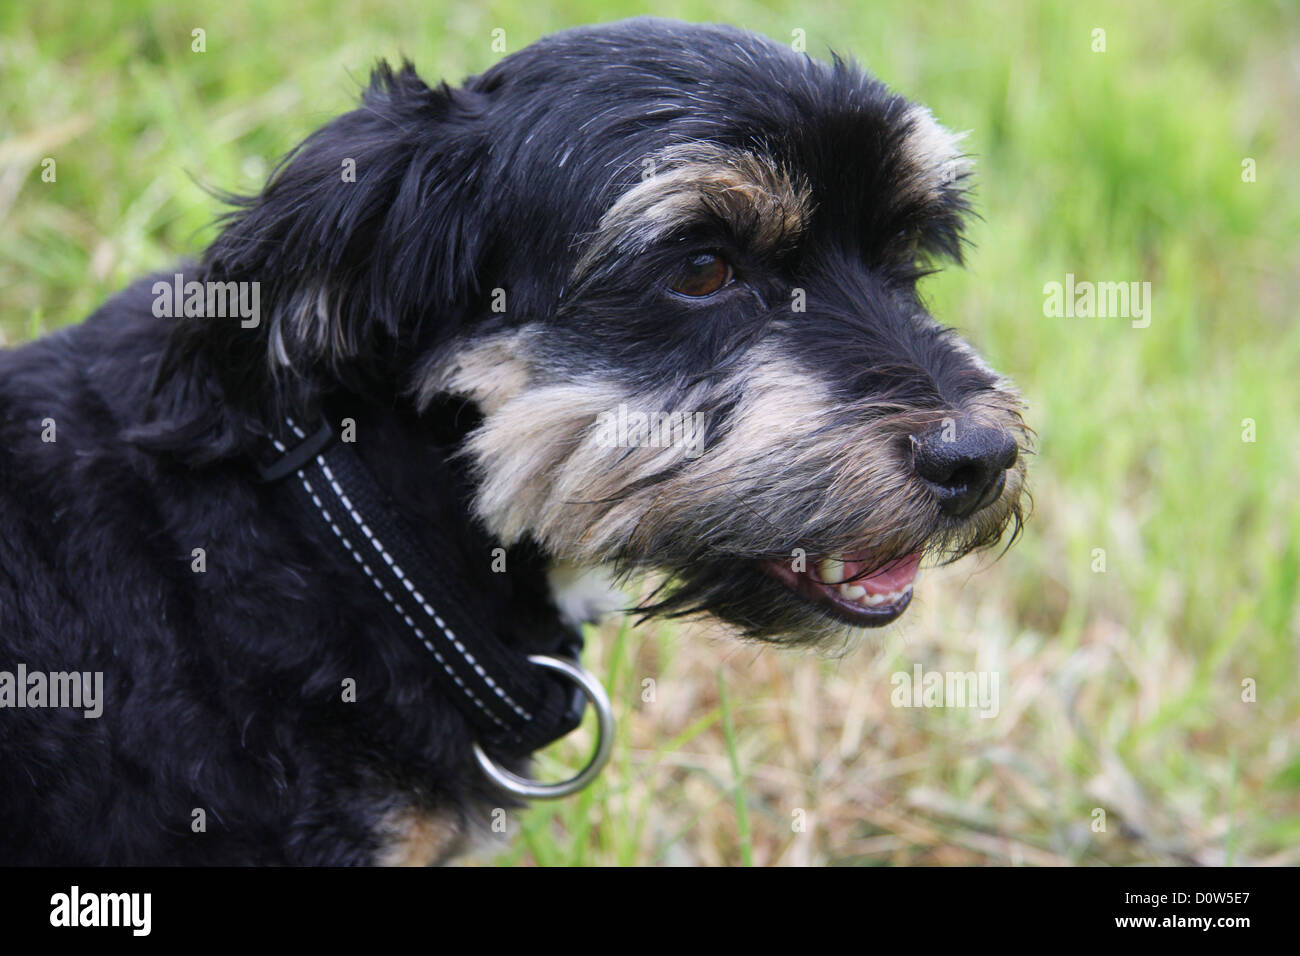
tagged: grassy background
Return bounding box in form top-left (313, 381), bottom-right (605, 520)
top-left (2, 0), bottom-right (1298, 865)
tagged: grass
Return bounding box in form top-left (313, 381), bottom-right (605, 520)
top-left (2, 0), bottom-right (1298, 865)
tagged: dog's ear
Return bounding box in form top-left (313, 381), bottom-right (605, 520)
top-left (202, 61), bottom-right (491, 375)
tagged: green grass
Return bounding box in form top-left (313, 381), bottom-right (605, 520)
top-left (2, 0), bottom-right (1298, 865)
top-left (717, 672), bottom-right (754, 867)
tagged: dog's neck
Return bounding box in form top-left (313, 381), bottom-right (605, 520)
top-left (257, 391), bottom-right (593, 754)
top-left (313, 390), bottom-right (566, 647)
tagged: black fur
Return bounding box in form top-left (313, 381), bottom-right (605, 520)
top-left (0, 18), bottom-right (1025, 864)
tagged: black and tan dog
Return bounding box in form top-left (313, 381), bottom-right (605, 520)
top-left (0, 18), bottom-right (1027, 864)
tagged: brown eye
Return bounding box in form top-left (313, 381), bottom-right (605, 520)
top-left (670, 253), bottom-right (732, 297)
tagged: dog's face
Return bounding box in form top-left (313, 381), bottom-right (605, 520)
top-left (204, 19), bottom-right (1028, 648)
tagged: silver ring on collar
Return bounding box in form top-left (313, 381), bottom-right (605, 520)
top-left (471, 654), bottom-right (614, 799)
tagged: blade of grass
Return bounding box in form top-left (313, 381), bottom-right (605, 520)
top-left (718, 671), bottom-right (753, 866)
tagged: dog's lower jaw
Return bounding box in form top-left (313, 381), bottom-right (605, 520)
top-left (759, 551), bottom-right (921, 627)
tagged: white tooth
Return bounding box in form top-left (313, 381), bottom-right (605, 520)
top-left (840, 583), bottom-right (866, 600)
top-left (861, 587), bottom-right (913, 607)
top-left (818, 558), bottom-right (845, 584)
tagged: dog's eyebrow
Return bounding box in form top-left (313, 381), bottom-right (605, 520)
top-left (571, 143), bottom-right (811, 282)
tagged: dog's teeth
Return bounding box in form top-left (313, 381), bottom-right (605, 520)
top-left (818, 558), bottom-right (846, 584)
top-left (839, 584), bottom-right (914, 608)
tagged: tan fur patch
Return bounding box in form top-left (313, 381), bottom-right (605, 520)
top-left (437, 337), bottom-right (850, 557)
top-left (592, 349), bottom-right (837, 553)
top-left (418, 329), bottom-right (533, 415)
top-left (374, 807), bottom-right (463, 867)
top-left (572, 143), bottom-right (811, 281)
top-left (432, 329), bottom-right (1027, 557)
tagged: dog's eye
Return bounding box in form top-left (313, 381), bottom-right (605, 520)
top-left (670, 253), bottom-right (733, 297)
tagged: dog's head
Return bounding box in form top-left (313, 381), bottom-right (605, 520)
top-left (199, 18), bottom-right (1028, 647)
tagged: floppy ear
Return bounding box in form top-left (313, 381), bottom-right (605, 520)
top-left (201, 61), bottom-right (491, 376)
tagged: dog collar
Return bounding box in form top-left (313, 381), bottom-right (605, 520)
top-left (255, 416), bottom-right (613, 798)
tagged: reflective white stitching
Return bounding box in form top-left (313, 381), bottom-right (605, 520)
top-left (312, 456), bottom-right (532, 722)
top-left (294, 467), bottom-right (509, 731)
top-left (279, 421), bottom-right (533, 724)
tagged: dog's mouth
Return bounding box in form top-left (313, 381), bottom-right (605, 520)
top-left (758, 551), bottom-right (922, 627)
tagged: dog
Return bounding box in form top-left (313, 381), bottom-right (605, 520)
top-left (0, 18), bottom-right (1027, 865)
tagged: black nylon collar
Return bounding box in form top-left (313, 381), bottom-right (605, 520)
top-left (256, 416), bottom-right (586, 758)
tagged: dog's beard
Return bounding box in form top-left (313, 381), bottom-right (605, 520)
top-left (423, 330), bottom-right (1028, 648)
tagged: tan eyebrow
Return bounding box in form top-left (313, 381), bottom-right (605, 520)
top-left (572, 143), bottom-right (811, 281)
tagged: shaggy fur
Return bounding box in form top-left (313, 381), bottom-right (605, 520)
top-left (0, 18), bottom-right (1027, 865)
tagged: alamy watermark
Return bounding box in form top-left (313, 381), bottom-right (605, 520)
top-left (0, 664), bottom-right (103, 718)
top-left (152, 273), bottom-right (260, 328)
top-left (891, 664), bottom-right (999, 718)
top-left (594, 404), bottom-right (706, 459)
top-left (1043, 273), bottom-right (1151, 328)
top-left (50, 886), bottom-right (150, 936)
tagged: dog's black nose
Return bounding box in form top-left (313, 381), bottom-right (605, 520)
top-left (911, 420), bottom-right (1018, 518)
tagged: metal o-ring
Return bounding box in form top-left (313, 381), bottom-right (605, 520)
top-left (472, 654), bottom-right (615, 799)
